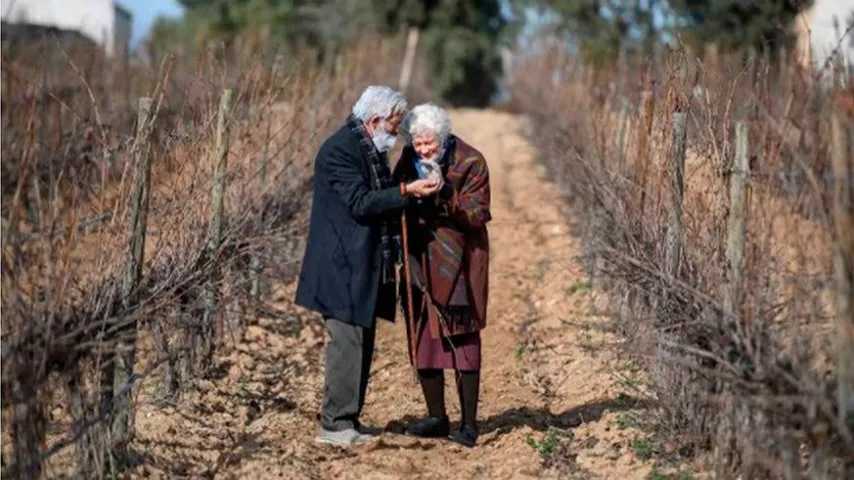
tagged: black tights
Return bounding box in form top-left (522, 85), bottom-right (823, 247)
top-left (417, 369), bottom-right (480, 428)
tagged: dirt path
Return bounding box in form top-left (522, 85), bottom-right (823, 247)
top-left (130, 109), bottom-right (658, 479)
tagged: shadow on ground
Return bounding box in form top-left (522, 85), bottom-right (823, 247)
top-left (381, 395), bottom-right (651, 446)
top-left (480, 395), bottom-right (651, 437)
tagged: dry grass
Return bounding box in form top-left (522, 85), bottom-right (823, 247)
top-left (510, 43), bottom-right (853, 478)
top-left (1, 36), bottom-right (402, 478)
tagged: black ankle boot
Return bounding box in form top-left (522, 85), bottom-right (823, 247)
top-left (448, 424), bottom-right (478, 448)
top-left (405, 415), bottom-right (450, 437)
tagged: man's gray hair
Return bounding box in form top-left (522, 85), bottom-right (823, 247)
top-left (351, 85), bottom-right (408, 122)
top-left (402, 103), bottom-right (452, 145)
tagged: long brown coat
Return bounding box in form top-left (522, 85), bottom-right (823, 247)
top-left (394, 135), bottom-right (491, 338)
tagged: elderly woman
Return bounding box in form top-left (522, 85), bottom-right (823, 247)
top-left (393, 104), bottom-right (491, 447)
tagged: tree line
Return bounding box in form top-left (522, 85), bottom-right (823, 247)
top-left (148, 0), bottom-right (816, 107)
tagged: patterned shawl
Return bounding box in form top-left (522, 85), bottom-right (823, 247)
top-left (395, 135), bottom-right (491, 336)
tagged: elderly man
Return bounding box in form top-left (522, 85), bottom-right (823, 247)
top-left (296, 86), bottom-right (440, 446)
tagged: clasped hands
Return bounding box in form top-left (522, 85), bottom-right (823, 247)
top-left (404, 178), bottom-right (442, 198)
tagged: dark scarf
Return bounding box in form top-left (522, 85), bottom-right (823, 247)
top-left (347, 114), bottom-right (400, 284)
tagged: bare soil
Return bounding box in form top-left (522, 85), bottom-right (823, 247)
top-left (127, 109), bottom-right (671, 479)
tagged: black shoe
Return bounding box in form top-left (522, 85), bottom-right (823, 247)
top-left (448, 424), bottom-right (478, 448)
top-left (405, 416), bottom-right (450, 437)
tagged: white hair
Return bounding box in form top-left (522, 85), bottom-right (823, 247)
top-left (402, 103), bottom-right (452, 145)
top-left (351, 85), bottom-right (408, 122)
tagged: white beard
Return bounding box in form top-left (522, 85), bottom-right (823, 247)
top-left (371, 126), bottom-right (397, 153)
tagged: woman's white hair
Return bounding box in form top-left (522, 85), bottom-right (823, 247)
top-left (402, 103), bottom-right (452, 145)
top-left (351, 85), bottom-right (408, 121)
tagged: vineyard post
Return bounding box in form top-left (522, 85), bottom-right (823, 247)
top-left (615, 97), bottom-right (630, 170)
top-left (636, 89), bottom-right (655, 219)
top-left (399, 27), bottom-right (420, 94)
top-left (831, 102), bottom-right (854, 427)
top-left (723, 121), bottom-right (749, 315)
top-left (111, 96), bottom-right (154, 460)
top-left (250, 93), bottom-right (273, 300)
top-left (665, 111), bottom-right (687, 279)
top-left (201, 89), bottom-right (233, 363)
top-left (617, 90), bottom-right (654, 325)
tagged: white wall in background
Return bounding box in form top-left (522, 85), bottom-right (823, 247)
top-left (1, 0), bottom-right (132, 57)
top-left (796, 0), bottom-right (854, 67)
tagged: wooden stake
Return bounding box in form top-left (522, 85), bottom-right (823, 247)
top-left (251, 90), bottom-right (273, 301)
top-left (724, 121), bottom-right (750, 315)
top-left (636, 89), bottom-right (656, 217)
top-left (831, 104), bottom-right (854, 426)
top-left (207, 89), bottom-right (233, 252)
top-left (615, 98), bottom-right (630, 171)
top-left (110, 96), bottom-right (154, 460)
top-left (201, 89), bottom-right (233, 366)
top-left (665, 111), bottom-right (687, 279)
top-left (399, 27), bottom-right (420, 94)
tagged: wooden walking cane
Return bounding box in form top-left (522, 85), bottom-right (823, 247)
top-left (401, 209), bottom-right (418, 367)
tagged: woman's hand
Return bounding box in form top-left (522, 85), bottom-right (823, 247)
top-left (405, 179), bottom-right (441, 198)
top-left (420, 159), bottom-right (445, 191)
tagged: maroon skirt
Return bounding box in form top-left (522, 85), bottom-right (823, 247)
top-left (405, 289), bottom-right (481, 371)
top-left (415, 325), bottom-right (481, 370)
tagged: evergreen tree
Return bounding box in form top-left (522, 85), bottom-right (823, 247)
top-left (669, 0), bottom-right (813, 53)
top-left (526, 0), bottom-right (662, 67)
top-left (520, 0), bottom-right (813, 66)
top-left (151, 1), bottom-right (373, 56)
top-left (374, 0), bottom-right (508, 106)
top-left (148, 0), bottom-right (509, 106)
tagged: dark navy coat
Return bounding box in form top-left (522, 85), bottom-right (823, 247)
top-left (295, 123), bottom-right (407, 328)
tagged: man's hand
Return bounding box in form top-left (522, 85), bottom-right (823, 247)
top-left (406, 179), bottom-right (441, 198)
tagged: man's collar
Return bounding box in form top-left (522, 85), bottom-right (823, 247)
top-left (346, 114), bottom-right (367, 139)
top-left (347, 114), bottom-right (386, 161)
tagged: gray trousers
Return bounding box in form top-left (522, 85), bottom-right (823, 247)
top-left (321, 317), bottom-right (376, 431)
